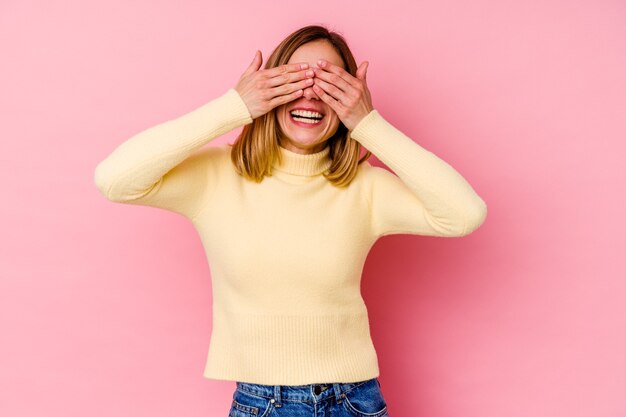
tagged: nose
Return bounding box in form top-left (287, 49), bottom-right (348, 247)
top-left (303, 85), bottom-right (320, 100)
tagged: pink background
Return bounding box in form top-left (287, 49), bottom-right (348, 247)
top-left (1, 1), bottom-right (625, 416)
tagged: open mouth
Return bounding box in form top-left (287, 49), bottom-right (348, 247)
top-left (289, 110), bottom-right (324, 125)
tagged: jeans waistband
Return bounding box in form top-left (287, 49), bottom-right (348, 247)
top-left (235, 377), bottom-right (378, 404)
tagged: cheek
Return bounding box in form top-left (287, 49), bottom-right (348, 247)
top-left (277, 108), bottom-right (288, 124)
top-left (326, 115), bottom-right (341, 135)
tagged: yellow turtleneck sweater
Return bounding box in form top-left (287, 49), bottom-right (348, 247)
top-left (94, 88), bottom-right (487, 385)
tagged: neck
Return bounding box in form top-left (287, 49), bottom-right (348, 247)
top-left (273, 144), bottom-right (332, 177)
top-left (279, 141), bottom-right (328, 155)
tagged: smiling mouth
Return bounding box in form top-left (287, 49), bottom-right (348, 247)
top-left (289, 112), bottom-right (324, 125)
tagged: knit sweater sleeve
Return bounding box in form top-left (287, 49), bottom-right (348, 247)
top-left (94, 88), bottom-right (253, 220)
top-left (350, 109), bottom-right (488, 238)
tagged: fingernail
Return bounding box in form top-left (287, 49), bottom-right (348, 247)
top-left (301, 63), bottom-right (309, 69)
top-left (317, 60), bottom-right (325, 67)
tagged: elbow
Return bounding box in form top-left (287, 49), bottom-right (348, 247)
top-left (94, 159), bottom-right (157, 203)
top-left (94, 160), bottom-right (111, 199)
top-left (94, 160), bottom-right (123, 202)
top-left (460, 198), bottom-right (488, 236)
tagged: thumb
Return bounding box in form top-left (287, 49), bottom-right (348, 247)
top-left (245, 50), bottom-right (262, 74)
top-left (356, 61), bottom-right (369, 81)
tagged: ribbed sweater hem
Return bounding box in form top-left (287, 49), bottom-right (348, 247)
top-left (202, 307), bottom-right (380, 385)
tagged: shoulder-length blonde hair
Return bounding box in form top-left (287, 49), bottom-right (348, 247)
top-left (230, 24), bottom-right (372, 188)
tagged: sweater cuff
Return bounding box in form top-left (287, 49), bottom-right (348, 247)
top-left (349, 109), bottom-right (382, 147)
top-left (223, 87), bottom-right (254, 126)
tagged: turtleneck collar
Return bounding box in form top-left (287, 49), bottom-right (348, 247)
top-left (273, 144), bottom-right (332, 177)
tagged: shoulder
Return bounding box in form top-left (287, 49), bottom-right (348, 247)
top-left (357, 160), bottom-right (394, 181)
top-left (185, 142), bottom-right (232, 168)
top-left (350, 160), bottom-right (386, 193)
top-left (356, 159), bottom-right (404, 192)
top-left (177, 142), bottom-right (233, 178)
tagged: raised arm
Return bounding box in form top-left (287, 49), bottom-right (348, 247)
top-left (351, 110), bottom-right (487, 238)
top-left (311, 58), bottom-right (487, 238)
top-left (93, 88), bottom-right (252, 219)
top-left (94, 52), bottom-right (317, 220)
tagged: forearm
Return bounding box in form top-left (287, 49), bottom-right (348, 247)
top-left (94, 88), bottom-right (252, 202)
top-left (351, 109), bottom-right (487, 236)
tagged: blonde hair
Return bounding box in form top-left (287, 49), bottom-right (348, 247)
top-left (230, 24), bottom-right (372, 187)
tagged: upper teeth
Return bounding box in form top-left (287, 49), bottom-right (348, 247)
top-left (291, 109), bottom-right (323, 119)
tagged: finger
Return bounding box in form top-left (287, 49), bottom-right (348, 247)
top-left (316, 59), bottom-right (358, 89)
top-left (264, 62), bottom-right (309, 79)
top-left (356, 61), bottom-right (368, 82)
top-left (265, 68), bottom-right (314, 88)
top-left (269, 76), bottom-right (314, 97)
top-left (312, 83), bottom-right (344, 114)
top-left (312, 66), bottom-right (353, 95)
top-left (244, 50), bottom-right (262, 75)
top-left (313, 77), bottom-right (349, 104)
top-left (268, 88), bottom-right (304, 108)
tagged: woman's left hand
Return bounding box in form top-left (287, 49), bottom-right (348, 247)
top-left (312, 59), bottom-right (374, 131)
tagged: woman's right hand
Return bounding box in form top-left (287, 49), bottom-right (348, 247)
top-left (235, 50), bottom-right (315, 119)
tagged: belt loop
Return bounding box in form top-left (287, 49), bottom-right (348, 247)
top-left (273, 385), bottom-right (282, 407)
top-left (332, 382), bottom-right (343, 404)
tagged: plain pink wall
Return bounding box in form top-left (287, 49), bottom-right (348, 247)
top-left (1, 0), bottom-right (625, 416)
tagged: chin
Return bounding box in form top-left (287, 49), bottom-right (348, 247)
top-left (290, 132), bottom-right (324, 143)
top-left (288, 129), bottom-right (334, 145)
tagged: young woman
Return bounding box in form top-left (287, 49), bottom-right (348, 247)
top-left (95, 24), bottom-right (487, 417)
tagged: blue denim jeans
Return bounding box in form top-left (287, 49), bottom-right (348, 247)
top-left (229, 376), bottom-right (388, 417)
